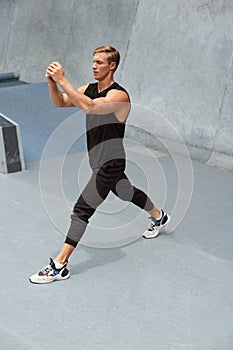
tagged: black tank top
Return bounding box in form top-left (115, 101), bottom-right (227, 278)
top-left (84, 82), bottom-right (130, 170)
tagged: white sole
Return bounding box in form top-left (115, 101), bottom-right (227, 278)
top-left (29, 272), bottom-right (70, 284)
top-left (143, 231), bottom-right (160, 239)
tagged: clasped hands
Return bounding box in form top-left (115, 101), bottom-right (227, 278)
top-left (45, 62), bottom-right (65, 84)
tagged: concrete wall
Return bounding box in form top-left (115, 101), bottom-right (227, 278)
top-left (121, 0), bottom-right (233, 170)
top-left (1, 0), bottom-right (233, 170)
top-left (0, 0), bottom-right (137, 85)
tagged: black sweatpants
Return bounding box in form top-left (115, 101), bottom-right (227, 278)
top-left (65, 160), bottom-right (154, 247)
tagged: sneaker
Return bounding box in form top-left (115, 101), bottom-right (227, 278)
top-left (29, 258), bottom-right (70, 284)
top-left (143, 209), bottom-right (171, 239)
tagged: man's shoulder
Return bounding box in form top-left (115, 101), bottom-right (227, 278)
top-left (83, 82), bottom-right (98, 96)
top-left (112, 82), bottom-right (126, 91)
top-left (110, 82), bottom-right (130, 100)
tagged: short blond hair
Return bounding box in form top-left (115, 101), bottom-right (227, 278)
top-left (93, 46), bottom-right (120, 72)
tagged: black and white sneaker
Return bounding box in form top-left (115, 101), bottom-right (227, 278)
top-left (29, 258), bottom-right (70, 284)
top-left (143, 210), bottom-right (171, 239)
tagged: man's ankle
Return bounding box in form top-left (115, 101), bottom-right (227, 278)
top-left (53, 259), bottom-right (66, 268)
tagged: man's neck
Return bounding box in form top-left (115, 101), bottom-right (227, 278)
top-left (97, 77), bottom-right (115, 93)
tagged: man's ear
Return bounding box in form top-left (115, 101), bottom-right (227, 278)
top-left (110, 61), bottom-right (116, 71)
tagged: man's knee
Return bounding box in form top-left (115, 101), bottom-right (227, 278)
top-left (115, 179), bottom-right (134, 202)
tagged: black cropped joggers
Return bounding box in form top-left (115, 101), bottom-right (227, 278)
top-left (65, 160), bottom-right (154, 247)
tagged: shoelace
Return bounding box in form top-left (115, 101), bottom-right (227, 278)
top-left (41, 265), bottom-right (52, 274)
top-left (148, 213), bottom-right (164, 231)
top-left (148, 222), bottom-right (156, 231)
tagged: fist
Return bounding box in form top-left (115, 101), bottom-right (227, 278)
top-left (46, 62), bottom-right (65, 84)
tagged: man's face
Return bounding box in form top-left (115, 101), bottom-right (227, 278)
top-left (92, 52), bottom-right (114, 81)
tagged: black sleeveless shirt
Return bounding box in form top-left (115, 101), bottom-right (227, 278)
top-left (84, 82), bottom-right (130, 170)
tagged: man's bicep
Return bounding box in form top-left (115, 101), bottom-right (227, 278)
top-left (93, 90), bottom-right (129, 109)
top-left (92, 90), bottom-right (130, 111)
top-left (102, 90), bottom-right (129, 104)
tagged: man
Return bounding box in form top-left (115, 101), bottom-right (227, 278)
top-left (29, 46), bottom-right (170, 284)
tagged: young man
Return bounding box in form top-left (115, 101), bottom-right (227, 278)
top-left (29, 46), bottom-right (170, 284)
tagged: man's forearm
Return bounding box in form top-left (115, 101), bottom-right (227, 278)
top-left (59, 77), bottom-right (93, 111)
top-left (47, 79), bottom-right (65, 107)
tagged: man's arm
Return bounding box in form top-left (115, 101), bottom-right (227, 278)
top-left (46, 65), bottom-right (87, 108)
top-left (46, 62), bottom-right (130, 121)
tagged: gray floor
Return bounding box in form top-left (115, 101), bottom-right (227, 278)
top-left (0, 82), bottom-right (233, 350)
top-left (0, 150), bottom-right (233, 350)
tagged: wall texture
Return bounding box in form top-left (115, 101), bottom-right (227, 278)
top-left (1, 0), bottom-right (233, 170)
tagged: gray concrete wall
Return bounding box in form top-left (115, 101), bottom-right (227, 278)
top-left (0, 0), bottom-right (137, 85)
top-left (1, 0), bottom-right (233, 170)
top-left (121, 0), bottom-right (233, 170)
